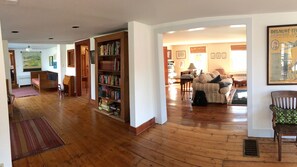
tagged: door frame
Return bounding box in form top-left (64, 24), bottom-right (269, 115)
top-left (9, 50), bottom-right (17, 88)
top-left (75, 39), bottom-right (90, 97)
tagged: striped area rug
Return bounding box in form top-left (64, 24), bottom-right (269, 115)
top-left (10, 117), bottom-right (64, 160)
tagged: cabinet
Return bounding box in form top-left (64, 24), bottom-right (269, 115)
top-left (95, 31), bottom-right (129, 122)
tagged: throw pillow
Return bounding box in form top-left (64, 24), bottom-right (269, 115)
top-left (205, 74), bottom-right (213, 82)
top-left (211, 70), bottom-right (220, 78)
top-left (209, 75), bottom-right (222, 83)
top-left (218, 82), bottom-right (231, 88)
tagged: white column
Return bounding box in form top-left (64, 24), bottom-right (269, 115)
top-left (0, 22), bottom-right (13, 167)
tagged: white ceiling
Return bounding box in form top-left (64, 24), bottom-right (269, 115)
top-left (0, 0), bottom-right (296, 45)
top-left (163, 25), bottom-right (246, 46)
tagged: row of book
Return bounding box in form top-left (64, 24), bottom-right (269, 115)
top-left (99, 58), bottom-right (120, 71)
top-left (98, 86), bottom-right (121, 101)
top-left (99, 75), bottom-right (120, 86)
top-left (99, 41), bottom-right (121, 56)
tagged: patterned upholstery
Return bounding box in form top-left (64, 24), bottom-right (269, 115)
top-left (270, 105), bottom-right (297, 124)
top-left (192, 77), bottom-right (233, 103)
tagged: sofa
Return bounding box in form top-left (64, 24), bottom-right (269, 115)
top-left (192, 70), bottom-right (233, 104)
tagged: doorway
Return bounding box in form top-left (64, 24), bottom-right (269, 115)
top-left (75, 39), bottom-right (90, 97)
top-left (9, 50), bottom-right (18, 88)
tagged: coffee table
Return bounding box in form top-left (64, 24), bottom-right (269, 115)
top-left (233, 79), bottom-right (247, 87)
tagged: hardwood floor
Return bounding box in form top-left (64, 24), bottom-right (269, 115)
top-left (10, 85), bottom-right (297, 167)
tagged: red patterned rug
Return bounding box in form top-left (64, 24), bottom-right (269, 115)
top-left (12, 86), bottom-right (39, 98)
top-left (10, 117), bottom-right (64, 160)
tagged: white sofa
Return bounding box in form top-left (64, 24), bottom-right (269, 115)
top-left (192, 71), bottom-right (233, 104)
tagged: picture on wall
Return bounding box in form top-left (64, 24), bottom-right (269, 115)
top-left (22, 51), bottom-right (42, 72)
top-left (49, 56), bottom-right (53, 66)
top-left (167, 50), bottom-right (172, 59)
top-left (267, 24), bottom-right (297, 85)
top-left (176, 50), bottom-right (186, 59)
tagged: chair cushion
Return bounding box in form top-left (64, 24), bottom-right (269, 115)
top-left (271, 106), bottom-right (297, 124)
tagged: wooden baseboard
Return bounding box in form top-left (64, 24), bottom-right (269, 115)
top-left (130, 117), bottom-right (155, 135)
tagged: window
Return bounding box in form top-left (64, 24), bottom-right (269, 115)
top-left (230, 50), bottom-right (247, 73)
top-left (189, 53), bottom-right (208, 73)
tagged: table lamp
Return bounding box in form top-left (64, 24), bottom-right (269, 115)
top-left (188, 63), bottom-right (197, 77)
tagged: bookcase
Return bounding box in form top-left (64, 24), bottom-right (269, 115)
top-left (95, 31), bottom-right (129, 122)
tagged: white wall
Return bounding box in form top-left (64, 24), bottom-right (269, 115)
top-left (0, 22), bottom-right (12, 167)
top-left (248, 12), bottom-right (297, 137)
top-left (42, 46), bottom-right (58, 73)
top-left (3, 41), bottom-right (11, 91)
top-left (128, 21), bottom-right (156, 127)
top-left (65, 44), bottom-right (75, 76)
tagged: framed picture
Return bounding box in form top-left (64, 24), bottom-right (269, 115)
top-left (49, 56), bottom-right (53, 66)
top-left (176, 50), bottom-right (186, 59)
top-left (221, 52), bottom-right (227, 59)
top-left (216, 52), bottom-right (221, 59)
top-left (210, 52), bottom-right (215, 59)
top-left (167, 50), bottom-right (172, 59)
top-left (22, 51), bottom-right (42, 72)
top-left (267, 24), bottom-right (297, 85)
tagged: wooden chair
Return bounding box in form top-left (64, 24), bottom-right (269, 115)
top-left (270, 91), bottom-right (297, 161)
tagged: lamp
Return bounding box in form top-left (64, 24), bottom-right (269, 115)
top-left (188, 63), bottom-right (196, 71)
top-left (25, 45), bottom-right (31, 52)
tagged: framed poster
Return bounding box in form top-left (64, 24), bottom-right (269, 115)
top-left (176, 50), bottom-right (186, 59)
top-left (267, 24), bottom-right (297, 85)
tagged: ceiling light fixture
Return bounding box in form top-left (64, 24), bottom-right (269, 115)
top-left (187, 27), bottom-right (205, 32)
top-left (167, 31), bottom-right (176, 34)
top-left (48, 37), bottom-right (54, 40)
top-left (72, 25), bottom-right (80, 29)
top-left (25, 45), bottom-right (31, 52)
top-left (11, 30), bottom-right (19, 34)
top-left (230, 24), bottom-right (246, 28)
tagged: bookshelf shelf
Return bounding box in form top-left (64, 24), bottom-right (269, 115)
top-left (95, 31), bottom-right (129, 122)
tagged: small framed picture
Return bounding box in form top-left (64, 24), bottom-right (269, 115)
top-left (216, 52), bottom-right (221, 59)
top-left (167, 50), bottom-right (172, 59)
top-left (49, 56), bottom-right (53, 66)
top-left (221, 52), bottom-right (227, 59)
top-left (210, 52), bottom-right (215, 59)
top-left (176, 50), bottom-right (186, 59)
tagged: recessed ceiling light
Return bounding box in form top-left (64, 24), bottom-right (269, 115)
top-left (11, 31), bottom-right (19, 33)
top-left (187, 27), bottom-right (205, 32)
top-left (48, 37), bottom-right (54, 40)
top-left (167, 31), bottom-right (176, 34)
top-left (5, 0), bottom-right (18, 4)
top-left (230, 24), bottom-right (246, 28)
top-left (72, 25), bottom-right (80, 29)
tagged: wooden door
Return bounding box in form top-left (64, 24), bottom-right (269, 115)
top-left (163, 47), bottom-right (168, 85)
top-left (9, 50), bottom-right (17, 88)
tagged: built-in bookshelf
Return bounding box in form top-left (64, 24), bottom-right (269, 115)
top-left (95, 31), bottom-right (129, 122)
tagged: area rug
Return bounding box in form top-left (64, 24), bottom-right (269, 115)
top-left (229, 89), bottom-right (247, 105)
top-left (10, 117), bottom-right (64, 160)
top-left (12, 86), bottom-right (39, 98)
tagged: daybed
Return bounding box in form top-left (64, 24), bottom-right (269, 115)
top-left (31, 71), bottom-right (58, 92)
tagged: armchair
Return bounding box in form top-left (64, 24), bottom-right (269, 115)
top-left (270, 91), bottom-right (297, 161)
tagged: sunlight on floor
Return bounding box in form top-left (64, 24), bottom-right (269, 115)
top-left (168, 84), bottom-right (178, 100)
top-left (232, 118), bottom-right (247, 122)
